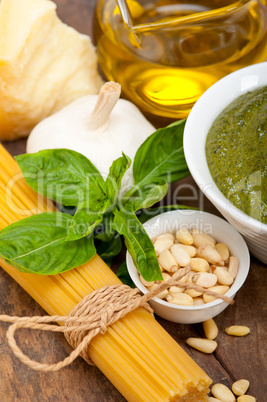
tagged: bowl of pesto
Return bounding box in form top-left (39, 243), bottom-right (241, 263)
top-left (184, 62), bottom-right (267, 265)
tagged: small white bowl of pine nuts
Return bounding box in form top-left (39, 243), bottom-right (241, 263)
top-left (126, 209), bottom-right (250, 324)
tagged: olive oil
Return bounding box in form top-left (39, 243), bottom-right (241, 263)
top-left (94, 0), bottom-right (267, 118)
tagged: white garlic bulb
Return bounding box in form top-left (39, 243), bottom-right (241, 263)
top-left (27, 82), bottom-right (156, 193)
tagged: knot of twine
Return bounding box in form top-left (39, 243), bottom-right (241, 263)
top-left (0, 266), bottom-right (233, 372)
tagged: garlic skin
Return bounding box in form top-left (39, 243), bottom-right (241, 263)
top-left (26, 82), bottom-right (155, 194)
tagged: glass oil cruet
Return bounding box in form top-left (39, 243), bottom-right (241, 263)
top-left (94, 0), bottom-right (267, 118)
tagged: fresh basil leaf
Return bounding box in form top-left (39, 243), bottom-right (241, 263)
top-left (112, 209), bottom-right (162, 281)
top-left (138, 205), bottom-right (197, 224)
top-left (105, 153), bottom-right (131, 202)
top-left (132, 120), bottom-right (189, 187)
top-left (101, 212), bottom-right (115, 239)
top-left (94, 227), bottom-right (114, 242)
top-left (96, 235), bottom-right (122, 260)
top-left (66, 197), bottom-right (113, 241)
top-left (15, 149), bottom-right (105, 206)
top-left (122, 180), bottom-right (168, 212)
top-left (57, 204), bottom-right (77, 216)
top-left (0, 212), bottom-right (96, 275)
top-left (116, 262), bottom-right (135, 288)
top-left (66, 203), bottom-right (103, 241)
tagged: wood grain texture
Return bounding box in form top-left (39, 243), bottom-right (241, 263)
top-left (1, 0), bottom-right (267, 401)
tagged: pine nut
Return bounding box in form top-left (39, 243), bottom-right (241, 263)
top-left (198, 244), bottom-right (224, 265)
top-left (170, 265), bottom-right (179, 273)
top-left (208, 398), bottom-right (222, 402)
top-left (191, 230), bottom-right (216, 247)
top-left (139, 275), bottom-right (155, 287)
top-left (213, 266), bottom-right (234, 286)
top-left (203, 285), bottom-right (229, 303)
top-left (211, 384), bottom-right (236, 402)
top-left (184, 288), bottom-right (203, 298)
top-left (237, 396), bottom-right (256, 402)
top-left (154, 238), bottom-right (174, 254)
top-left (232, 379), bottom-right (250, 396)
top-left (149, 228), bottom-right (239, 307)
top-left (186, 338), bottom-right (217, 353)
top-left (161, 272), bottom-right (171, 281)
top-left (154, 233), bottom-right (175, 242)
top-left (215, 242), bottom-right (230, 261)
top-left (157, 289), bottom-right (169, 299)
top-left (177, 244), bottom-right (197, 257)
top-left (192, 272), bottom-right (217, 288)
top-left (170, 244), bottom-right (191, 266)
top-left (225, 325), bottom-right (250, 336)
top-left (169, 285), bottom-right (184, 294)
top-left (175, 228), bottom-right (193, 245)
top-left (193, 297), bottom-right (205, 306)
top-left (228, 256), bottom-right (239, 278)
top-left (166, 292), bottom-right (194, 306)
top-left (203, 318), bottom-right (218, 340)
top-left (179, 273), bottom-right (189, 283)
top-left (149, 284), bottom-right (169, 299)
top-left (158, 249), bottom-right (178, 272)
top-left (190, 257), bottom-right (210, 272)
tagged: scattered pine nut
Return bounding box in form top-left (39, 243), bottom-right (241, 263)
top-left (186, 338), bottom-right (217, 353)
top-left (208, 398), bottom-right (222, 402)
top-left (211, 383), bottom-right (236, 402)
top-left (203, 318), bottom-right (218, 340)
top-left (232, 379), bottom-right (250, 396)
top-left (225, 326), bottom-right (250, 336)
top-left (237, 396), bottom-right (256, 402)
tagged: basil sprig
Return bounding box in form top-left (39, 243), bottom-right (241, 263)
top-left (0, 213), bottom-right (96, 275)
top-left (0, 120), bottom-right (189, 281)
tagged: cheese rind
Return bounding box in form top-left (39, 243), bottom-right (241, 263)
top-left (0, 0), bottom-right (103, 140)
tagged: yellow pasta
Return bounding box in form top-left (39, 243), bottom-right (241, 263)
top-left (0, 143), bottom-right (212, 401)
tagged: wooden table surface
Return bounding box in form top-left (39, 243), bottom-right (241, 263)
top-left (0, 1), bottom-right (266, 401)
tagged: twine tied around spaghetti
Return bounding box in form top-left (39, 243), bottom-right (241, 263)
top-left (0, 265), bottom-right (234, 372)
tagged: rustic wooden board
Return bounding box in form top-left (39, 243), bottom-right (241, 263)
top-left (0, 0), bottom-right (266, 400)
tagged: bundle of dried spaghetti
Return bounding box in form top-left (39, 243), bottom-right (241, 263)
top-left (0, 143), bottom-right (212, 401)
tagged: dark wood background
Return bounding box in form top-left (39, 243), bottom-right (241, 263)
top-left (0, 1), bottom-right (266, 401)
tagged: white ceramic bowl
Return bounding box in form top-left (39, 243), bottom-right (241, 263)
top-left (126, 210), bottom-right (250, 324)
top-left (184, 62), bottom-right (267, 264)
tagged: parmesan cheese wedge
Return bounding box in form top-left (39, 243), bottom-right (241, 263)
top-left (0, 0), bottom-right (103, 140)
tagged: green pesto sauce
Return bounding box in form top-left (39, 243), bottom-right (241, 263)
top-left (206, 85), bottom-right (267, 224)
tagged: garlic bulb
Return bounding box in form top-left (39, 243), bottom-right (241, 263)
top-left (27, 82), bottom-right (156, 193)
